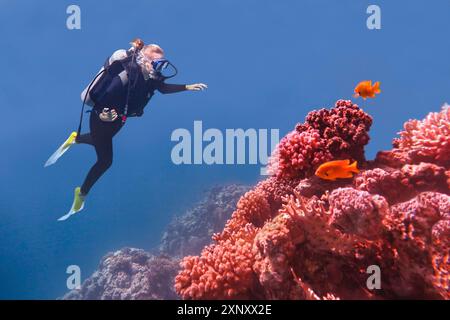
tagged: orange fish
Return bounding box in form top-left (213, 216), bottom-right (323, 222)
top-left (353, 80), bottom-right (381, 99)
top-left (315, 159), bottom-right (359, 181)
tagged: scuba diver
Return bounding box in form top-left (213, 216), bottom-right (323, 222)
top-left (45, 39), bottom-right (207, 221)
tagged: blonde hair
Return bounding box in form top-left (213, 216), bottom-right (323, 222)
top-left (137, 44), bottom-right (165, 78)
top-left (143, 44), bottom-right (164, 59)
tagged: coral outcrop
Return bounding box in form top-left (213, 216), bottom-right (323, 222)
top-left (160, 184), bottom-right (250, 257)
top-left (175, 102), bottom-right (449, 300)
top-left (63, 248), bottom-right (180, 300)
top-left (376, 105), bottom-right (450, 168)
top-left (62, 184), bottom-right (249, 300)
top-left (268, 100), bottom-right (372, 179)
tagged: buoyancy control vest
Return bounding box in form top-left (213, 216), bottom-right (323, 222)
top-left (77, 41), bottom-right (177, 136)
top-left (84, 49), bottom-right (162, 118)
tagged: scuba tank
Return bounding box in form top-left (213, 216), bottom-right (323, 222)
top-left (77, 39), bottom-right (145, 135)
top-left (77, 39), bottom-right (177, 135)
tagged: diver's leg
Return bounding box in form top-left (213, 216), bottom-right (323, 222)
top-left (79, 136), bottom-right (113, 195)
top-left (79, 112), bottom-right (122, 195)
top-left (76, 133), bottom-right (93, 145)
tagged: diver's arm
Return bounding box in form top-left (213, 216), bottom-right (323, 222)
top-left (158, 82), bottom-right (208, 94)
top-left (157, 83), bottom-right (187, 94)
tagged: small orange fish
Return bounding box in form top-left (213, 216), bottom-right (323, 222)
top-left (353, 80), bottom-right (381, 99)
top-left (315, 159), bottom-right (359, 181)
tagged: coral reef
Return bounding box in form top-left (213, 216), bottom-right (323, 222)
top-left (62, 184), bottom-right (249, 300)
top-left (160, 184), bottom-right (250, 257)
top-left (268, 100), bottom-right (372, 179)
top-left (376, 105), bottom-right (450, 168)
top-left (175, 101), bottom-right (449, 300)
top-left (63, 248), bottom-right (180, 300)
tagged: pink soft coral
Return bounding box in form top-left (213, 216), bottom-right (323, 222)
top-left (377, 105), bottom-right (450, 167)
top-left (328, 188), bottom-right (389, 239)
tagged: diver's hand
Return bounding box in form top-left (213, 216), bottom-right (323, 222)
top-left (99, 108), bottom-right (118, 122)
top-left (186, 83), bottom-right (208, 91)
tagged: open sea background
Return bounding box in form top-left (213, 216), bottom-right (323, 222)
top-left (0, 0), bottom-right (449, 299)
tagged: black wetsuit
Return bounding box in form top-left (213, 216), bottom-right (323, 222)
top-left (77, 76), bottom-right (186, 196)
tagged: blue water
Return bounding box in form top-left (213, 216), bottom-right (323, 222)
top-left (1, 0), bottom-right (449, 299)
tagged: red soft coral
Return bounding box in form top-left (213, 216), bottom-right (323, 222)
top-left (252, 212), bottom-right (306, 299)
top-left (269, 100), bottom-right (372, 179)
top-left (175, 103), bottom-right (449, 300)
top-left (354, 162), bottom-right (449, 204)
top-left (175, 225), bottom-right (258, 299)
top-left (301, 99), bottom-right (372, 161)
top-left (385, 192), bottom-right (449, 298)
top-left (175, 177), bottom-right (297, 300)
top-left (268, 128), bottom-right (332, 179)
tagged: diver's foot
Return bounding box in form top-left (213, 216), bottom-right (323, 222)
top-left (62, 131), bottom-right (78, 149)
top-left (57, 187), bottom-right (86, 221)
top-left (72, 187), bottom-right (85, 212)
top-left (44, 131), bottom-right (78, 167)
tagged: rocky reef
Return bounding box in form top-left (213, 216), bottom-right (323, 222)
top-left (62, 248), bottom-right (180, 300)
top-left (63, 184), bottom-right (249, 300)
top-left (175, 101), bottom-right (449, 300)
top-left (159, 184), bottom-right (250, 257)
top-left (63, 102), bottom-right (449, 300)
